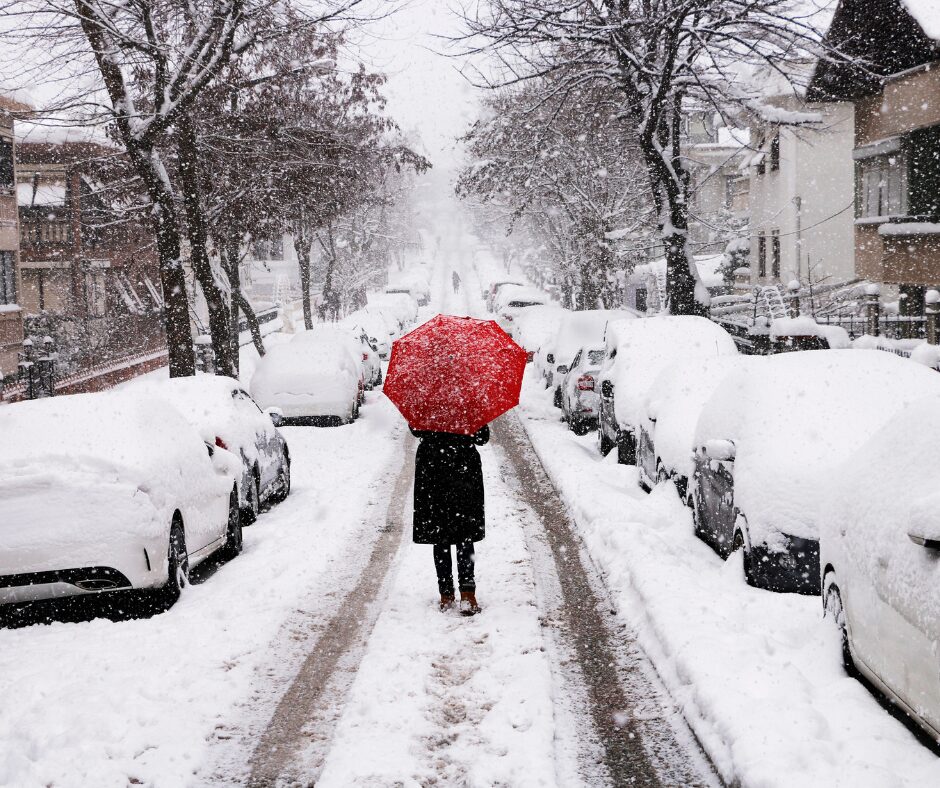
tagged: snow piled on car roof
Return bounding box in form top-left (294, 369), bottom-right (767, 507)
top-left (694, 349), bottom-right (940, 543)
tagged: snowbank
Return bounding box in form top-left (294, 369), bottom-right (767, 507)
top-left (518, 373), bottom-right (940, 787)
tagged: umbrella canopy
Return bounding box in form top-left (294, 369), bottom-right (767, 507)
top-left (384, 314), bottom-right (528, 434)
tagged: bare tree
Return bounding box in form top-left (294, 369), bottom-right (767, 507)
top-left (459, 0), bottom-right (831, 314)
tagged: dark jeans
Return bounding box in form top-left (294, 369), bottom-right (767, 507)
top-left (433, 541), bottom-right (475, 595)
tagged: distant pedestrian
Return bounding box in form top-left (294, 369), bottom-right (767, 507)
top-left (452, 271), bottom-right (461, 293)
top-left (409, 425), bottom-right (489, 615)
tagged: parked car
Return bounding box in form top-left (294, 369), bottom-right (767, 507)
top-left (494, 285), bottom-right (549, 337)
top-left (292, 327), bottom-right (367, 404)
top-left (544, 309), bottom-right (638, 405)
top-left (386, 284), bottom-right (429, 308)
top-left (559, 344), bottom-right (607, 434)
top-left (597, 316), bottom-right (737, 462)
top-left (370, 292), bottom-right (419, 329)
top-left (636, 356), bottom-right (748, 499)
top-left (0, 393), bottom-right (242, 608)
top-left (691, 350), bottom-right (940, 594)
top-left (485, 278), bottom-right (525, 312)
top-left (821, 396), bottom-right (940, 741)
top-left (139, 375), bottom-right (291, 523)
top-left (511, 304), bottom-right (568, 363)
top-left (349, 308), bottom-right (397, 358)
top-left (251, 337), bottom-right (362, 425)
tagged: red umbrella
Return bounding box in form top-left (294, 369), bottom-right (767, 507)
top-left (384, 314), bottom-right (528, 435)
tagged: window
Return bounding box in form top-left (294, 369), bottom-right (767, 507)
top-left (0, 137), bottom-right (13, 190)
top-left (769, 132), bottom-right (780, 171)
top-left (0, 251), bottom-right (16, 305)
top-left (85, 270), bottom-right (107, 317)
top-left (587, 349), bottom-right (605, 365)
top-left (771, 230), bottom-right (781, 279)
top-left (757, 233), bottom-right (767, 277)
top-left (858, 154), bottom-right (907, 218)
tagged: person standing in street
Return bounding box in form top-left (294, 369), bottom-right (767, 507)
top-left (409, 424), bottom-right (489, 615)
top-left (452, 270), bottom-right (461, 293)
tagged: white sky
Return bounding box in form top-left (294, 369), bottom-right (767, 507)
top-left (356, 0), bottom-right (480, 172)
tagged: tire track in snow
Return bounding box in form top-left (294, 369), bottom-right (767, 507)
top-left (243, 432), bottom-right (415, 787)
top-left (492, 414), bottom-right (720, 787)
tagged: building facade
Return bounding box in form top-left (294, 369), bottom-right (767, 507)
top-left (746, 94), bottom-right (856, 289)
top-left (810, 0), bottom-right (940, 317)
top-left (0, 97), bottom-right (25, 384)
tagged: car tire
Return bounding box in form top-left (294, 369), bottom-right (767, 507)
top-left (598, 429), bottom-right (614, 456)
top-left (732, 527), bottom-right (755, 585)
top-left (571, 419), bottom-right (589, 436)
top-left (271, 454), bottom-right (291, 503)
top-left (157, 519), bottom-right (189, 608)
top-left (553, 387), bottom-right (562, 408)
top-left (616, 432), bottom-right (636, 465)
top-left (243, 472), bottom-right (260, 525)
top-left (824, 581), bottom-right (854, 673)
top-left (656, 463), bottom-right (670, 485)
top-left (222, 487), bottom-right (244, 560)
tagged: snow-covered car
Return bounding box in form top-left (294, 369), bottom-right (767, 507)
top-left (385, 285), bottom-right (428, 308)
top-left (292, 327), bottom-right (367, 404)
top-left (544, 309), bottom-right (638, 403)
top-left (596, 316), bottom-right (737, 462)
top-left (138, 375), bottom-right (291, 523)
top-left (485, 278), bottom-right (525, 312)
top-left (350, 326), bottom-right (383, 388)
top-left (691, 350), bottom-right (940, 594)
top-left (636, 356), bottom-right (749, 499)
top-left (0, 393), bottom-right (242, 607)
top-left (387, 269), bottom-right (431, 306)
top-left (559, 344), bottom-right (607, 434)
top-left (494, 285), bottom-right (550, 337)
top-left (821, 396), bottom-right (940, 741)
top-left (349, 308), bottom-right (397, 358)
top-left (370, 292), bottom-right (419, 329)
top-left (250, 337), bottom-right (362, 425)
top-left (511, 304), bottom-right (568, 363)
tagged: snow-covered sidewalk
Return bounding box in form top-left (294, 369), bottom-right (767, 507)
top-left (518, 373), bottom-right (940, 787)
top-left (0, 395), bottom-right (406, 788)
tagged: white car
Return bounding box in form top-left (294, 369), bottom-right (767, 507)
top-left (512, 304), bottom-right (569, 362)
top-left (485, 278), bottom-right (524, 312)
top-left (544, 309), bottom-right (638, 404)
top-left (370, 292), bottom-right (418, 329)
top-left (692, 350), bottom-right (940, 594)
top-left (822, 396), bottom-right (940, 741)
top-left (636, 356), bottom-right (748, 499)
top-left (138, 375), bottom-right (291, 523)
top-left (596, 316), bottom-right (738, 463)
top-left (0, 392), bottom-right (241, 607)
top-left (347, 308), bottom-right (397, 358)
top-left (251, 337), bottom-right (362, 425)
top-left (494, 285), bottom-right (549, 336)
top-left (558, 344), bottom-right (607, 434)
top-left (292, 327), bottom-right (367, 403)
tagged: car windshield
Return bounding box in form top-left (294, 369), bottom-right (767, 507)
top-left (587, 350), bottom-right (605, 365)
top-left (507, 300), bottom-right (542, 308)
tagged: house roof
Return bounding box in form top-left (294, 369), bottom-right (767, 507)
top-left (808, 0), bottom-right (940, 101)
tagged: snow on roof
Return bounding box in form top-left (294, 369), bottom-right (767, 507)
top-left (14, 118), bottom-right (111, 146)
top-left (902, 0), bottom-right (940, 40)
top-left (16, 181), bottom-right (65, 207)
top-left (602, 316), bottom-right (738, 431)
top-left (694, 349), bottom-right (940, 543)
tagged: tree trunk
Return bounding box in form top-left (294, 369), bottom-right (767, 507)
top-left (177, 113), bottom-right (236, 377)
top-left (294, 231), bottom-right (313, 330)
top-left (155, 213), bottom-right (197, 377)
top-left (234, 290), bottom-right (266, 357)
top-left (221, 236), bottom-right (244, 376)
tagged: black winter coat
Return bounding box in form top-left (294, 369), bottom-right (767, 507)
top-left (410, 425), bottom-right (490, 545)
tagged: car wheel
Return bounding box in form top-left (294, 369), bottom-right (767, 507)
top-left (222, 487), bottom-right (243, 560)
top-left (271, 454), bottom-right (291, 503)
top-left (598, 428), bottom-right (614, 456)
top-left (656, 463), bottom-right (670, 485)
top-left (157, 519), bottom-right (189, 608)
top-left (732, 528), bottom-right (755, 585)
top-left (553, 387), bottom-right (562, 408)
top-left (376, 368), bottom-right (384, 385)
top-left (824, 581), bottom-right (854, 672)
top-left (571, 419), bottom-right (589, 436)
top-left (243, 472), bottom-right (260, 525)
top-left (616, 432), bottom-right (636, 465)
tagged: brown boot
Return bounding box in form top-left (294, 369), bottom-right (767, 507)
top-left (439, 593), bottom-right (455, 612)
top-left (459, 591), bottom-right (481, 616)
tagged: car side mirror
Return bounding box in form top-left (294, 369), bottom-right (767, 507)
top-left (908, 530), bottom-right (940, 549)
top-left (264, 406), bottom-right (284, 427)
top-left (546, 353), bottom-right (555, 364)
top-left (704, 439), bottom-right (736, 462)
top-left (601, 379), bottom-right (614, 399)
top-left (557, 364), bottom-right (569, 375)
top-left (647, 400), bottom-right (660, 423)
